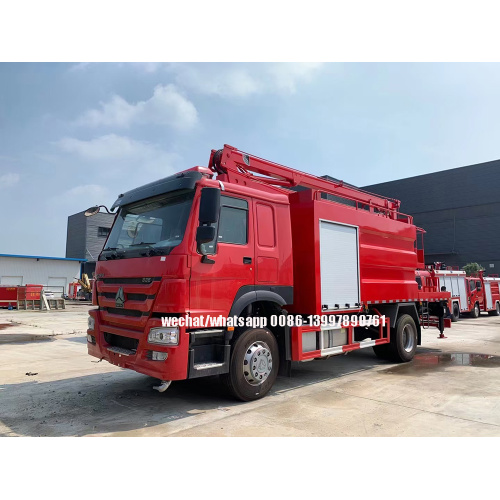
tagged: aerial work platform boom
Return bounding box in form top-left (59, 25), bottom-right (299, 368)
top-left (209, 144), bottom-right (407, 220)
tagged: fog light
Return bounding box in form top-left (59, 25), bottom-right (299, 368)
top-left (152, 351), bottom-right (168, 361)
top-left (87, 334), bottom-right (96, 344)
top-left (88, 315), bottom-right (95, 331)
top-left (148, 327), bottom-right (179, 345)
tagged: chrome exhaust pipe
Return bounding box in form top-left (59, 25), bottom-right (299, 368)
top-left (153, 380), bottom-right (172, 393)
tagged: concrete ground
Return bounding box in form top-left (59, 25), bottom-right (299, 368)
top-left (1, 304), bottom-right (499, 437)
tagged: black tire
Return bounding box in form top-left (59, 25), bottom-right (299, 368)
top-left (451, 302), bottom-right (460, 322)
top-left (373, 314), bottom-right (417, 363)
top-left (221, 327), bottom-right (279, 402)
top-left (488, 302), bottom-right (500, 316)
top-left (470, 302), bottom-right (480, 318)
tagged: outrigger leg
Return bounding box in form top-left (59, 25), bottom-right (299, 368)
top-left (437, 302), bottom-right (447, 339)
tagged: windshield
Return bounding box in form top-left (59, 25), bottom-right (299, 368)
top-left (101, 190), bottom-right (194, 258)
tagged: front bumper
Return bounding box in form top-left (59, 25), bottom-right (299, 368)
top-left (87, 309), bottom-right (189, 380)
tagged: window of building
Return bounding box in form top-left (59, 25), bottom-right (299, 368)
top-left (98, 227), bottom-right (111, 237)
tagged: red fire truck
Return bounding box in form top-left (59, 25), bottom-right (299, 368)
top-left (424, 265), bottom-right (500, 320)
top-left (85, 145), bottom-right (450, 401)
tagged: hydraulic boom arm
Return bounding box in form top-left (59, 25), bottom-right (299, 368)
top-left (209, 145), bottom-right (404, 217)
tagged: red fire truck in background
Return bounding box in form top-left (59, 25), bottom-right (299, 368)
top-left (85, 145), bottom-right (450, 401)
top-left (420, 265), bottom-right (500, 320)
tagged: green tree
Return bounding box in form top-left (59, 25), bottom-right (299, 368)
top-left (462, 262), bottom-right (485, 276)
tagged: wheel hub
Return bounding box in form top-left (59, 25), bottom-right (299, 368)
top-left (402, 324), bottom-right (415, 353)
top-left (243, 341), bottom-right (272, 386)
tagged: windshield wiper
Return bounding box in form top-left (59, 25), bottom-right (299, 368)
top-left (129, 242), bottom-right (156, 247)
top-left (103, 247), bottom-right (125, 259)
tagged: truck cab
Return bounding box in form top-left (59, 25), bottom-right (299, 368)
top-left (87, 167), bottom-right (293, 396)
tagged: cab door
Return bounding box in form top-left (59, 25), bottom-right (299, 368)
top-left (189, 194), bottom-right (255, 318)
top-left (476, 280), bottom-right (484, 310)
top-left (254, 202), bottom-right (279, 285)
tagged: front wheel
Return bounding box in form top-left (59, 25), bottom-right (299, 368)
top-left (470, 303), bottom-right (480, 318)
top-left (221, 327), bottom-right (279, 402)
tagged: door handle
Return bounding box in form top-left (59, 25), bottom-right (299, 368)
top-left (243, 257), bottom-right (252, 264)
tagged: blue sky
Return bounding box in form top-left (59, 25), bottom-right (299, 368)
top-left (2, 62), bottom-right (500, 257)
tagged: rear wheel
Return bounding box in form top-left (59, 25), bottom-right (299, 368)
top-left (451, 302), bottom-right (460, 322)
top-left (373, 314), bottom-right (417, 363)
top-left (470, 302), bottom-right (480, 318)
top-left (488, 302), bottom-right (500, 316)
top-left (221, 327), bottom-right (279, 402)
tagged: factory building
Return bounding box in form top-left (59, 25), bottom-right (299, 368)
top-left (66, 211), bottom-right (115, 276)
top-left (363, 159), bottom-right (500, 272)
top-left (0, 254), bottom-right (86, 297)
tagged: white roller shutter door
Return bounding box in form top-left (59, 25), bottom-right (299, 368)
top-left (320, 221), bottom-right (359, 310)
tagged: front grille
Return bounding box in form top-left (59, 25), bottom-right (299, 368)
top-left (106, 307), bottom-right (148, 317)
top-left (104, 333), bottom-right (139, 351)
top-left (100, 292), bottom-right (154, 301)
top-left (101, 277), bottom-right (161, 285)
top-left (127, 293), bottom-right (154, 301)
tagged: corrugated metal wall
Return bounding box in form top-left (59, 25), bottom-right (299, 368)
top-left (0, 257), bottom-right (82, 296)
top-left (66, 211), bottom-right (114, 262)
top-left (363, 159), bottom-right (500, 271)
top-left (86, 212), bottom-right (114, 261)
top-left (66, 212), bottom-right (87, 259)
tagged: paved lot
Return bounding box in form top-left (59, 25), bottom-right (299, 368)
top-left (1, 304), bottom-right (499, 436)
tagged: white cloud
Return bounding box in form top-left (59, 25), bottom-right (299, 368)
top-left (49, 184), bottom-right (112, 223)
top-left (60, 184), bottom-right (110, 204)
top-left (69, 62), bottom-right (162, 73)
top-left (57, 134), bottom-right (153, 160)
top-left (268, 63), bottom-right (324, 93)
top-left (170, 63), bottom-right (325, 98)
top-left (76, 84), bottom-right (198, 130)
top-left (0, 172), bottom-right (20, 189)
top-left (55, 134), bottom-right (179, 180)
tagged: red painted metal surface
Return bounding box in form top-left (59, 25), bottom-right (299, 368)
top-left (0, 286), bottom-right (18, 306)
top-left (422, 266), bottom-right (500, 314)
top-left (17, 285), bottom-right (43, 301)
top-left (88, 145), bottom-right (451, 382)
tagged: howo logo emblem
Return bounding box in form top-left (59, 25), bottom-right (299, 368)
top-left (115, 287), bottom-right (125, 308)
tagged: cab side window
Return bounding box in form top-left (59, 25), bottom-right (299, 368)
top-left (218, 196), bottom-right (248, 245)
top-left (199, 195), bottom-right (248, 255)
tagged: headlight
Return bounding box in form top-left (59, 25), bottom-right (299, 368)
top-left (88, 315), bottom-right (95, 331)
top-left (148, 327), bottom-right (179, 345)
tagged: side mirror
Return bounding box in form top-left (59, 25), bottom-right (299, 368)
top-left (196, 226), bottom-right (216, 254)
top-left (85, 206), bottom-right (101, 217)
top-left (199, 188), bottom-right (220, 224)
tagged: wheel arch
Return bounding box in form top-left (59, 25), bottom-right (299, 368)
top-left (228, 287), bottom-right (293, 371)
top-left (228, 285), bottom-right (293, 318)
top-left (371, 303), bottom-right (421, 345)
